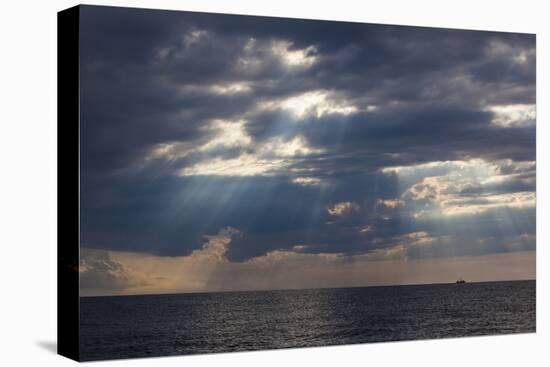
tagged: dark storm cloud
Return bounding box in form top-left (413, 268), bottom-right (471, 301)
top-left (79, 5), bottom-right (535, 261)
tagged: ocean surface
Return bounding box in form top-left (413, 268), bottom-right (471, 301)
top-left (80, 280), bottom-right (535, 361)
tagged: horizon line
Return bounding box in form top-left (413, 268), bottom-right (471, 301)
top-left (80, 278), bottom-right (536, 299)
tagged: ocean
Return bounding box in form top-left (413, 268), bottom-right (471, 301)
top-left (79, 280), bottom-right (535, 361)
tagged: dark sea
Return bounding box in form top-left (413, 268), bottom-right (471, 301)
top-left (80, 280), bottom-right (535, 361)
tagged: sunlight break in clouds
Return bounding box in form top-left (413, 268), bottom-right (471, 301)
top-left (174, 82), bottom-right (253, 96)
top-left (235, 38), bottom-right (318, 74)
top-left (177, 135), bottom-right (323, 177)
top-left (391, 159), bottom-right (536, 217)
top-left (145, 119), bottom-right (252, 162)
top-left (200, 119), bottom-right (252, 150)
top-left (488, 104), bottom-right (536, 127)
top-left (270, 40), bottom-right (318, 67)
top-left (178, 153), bottom-right (287, 176)
top-left (259, 90), bottom-right (358, 118)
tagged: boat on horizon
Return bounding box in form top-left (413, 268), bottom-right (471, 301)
top-left (456, 278), bottom-right (466, 284)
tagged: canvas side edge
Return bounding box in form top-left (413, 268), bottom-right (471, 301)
top-left (57, 5), bottom-right (80, 362)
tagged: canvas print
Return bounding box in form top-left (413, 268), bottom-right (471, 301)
top-left (58, 4), bottom-right (536, 362)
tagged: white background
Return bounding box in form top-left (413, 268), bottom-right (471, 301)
top-left (0, 0), bottom-right (547, 365)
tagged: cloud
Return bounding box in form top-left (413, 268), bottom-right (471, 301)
top-left (291, 177), bottom-right (321, 186)
top-left (80, 227), bottom-right (240, 295)
top-left (398, 159), bottom-right (536, 217)
top-left (487, 104), bottom-right (536, 127)
top-left (377, 199), bottom-right (405, 209)
top-left (327, 201), bottom-right (360, 216)
top-left (258, 90), bottom-right (357, 118)
top-left (178, 153), bottom-right (287, 176)
top-left (78, 5), bottom-right (535, 273)
top-left (79, 248), bottom-right (147, 293)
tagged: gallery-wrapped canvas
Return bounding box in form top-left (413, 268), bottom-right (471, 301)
top-left (58, 5), bottom-right (536, 362)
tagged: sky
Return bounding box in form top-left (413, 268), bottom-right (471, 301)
top-left (78, 5), bottom-right (536, 296)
